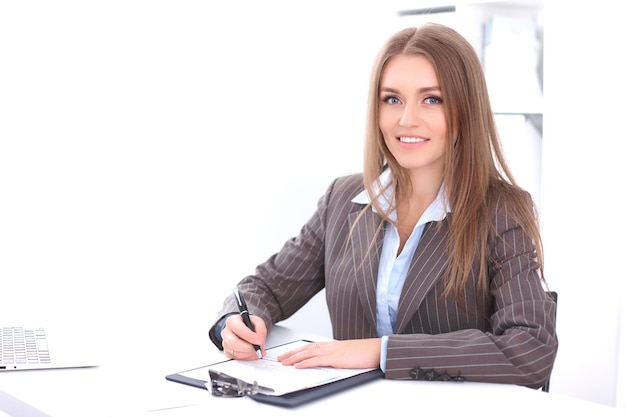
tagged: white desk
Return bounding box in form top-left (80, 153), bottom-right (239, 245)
top-left (1, 325), bottom-right (624, 417)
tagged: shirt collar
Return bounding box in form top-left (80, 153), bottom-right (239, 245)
top-left (352, 169), bottom-right (450, 223)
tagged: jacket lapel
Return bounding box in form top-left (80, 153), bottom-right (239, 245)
top-left (395, 220), bottom-right (450, 332)
top-left (348, 208), bottom-right (384, 332)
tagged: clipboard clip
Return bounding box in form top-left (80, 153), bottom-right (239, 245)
top-left (206, 369), bottom-right (275, 398)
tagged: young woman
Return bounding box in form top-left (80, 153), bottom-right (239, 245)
top-left (209, 23), bottom-right (557, 389)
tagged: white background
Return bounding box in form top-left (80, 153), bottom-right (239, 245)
top-left (1, 0), bottom-right (624, 409)
top-left (0, 0), bottom-right (391, 326)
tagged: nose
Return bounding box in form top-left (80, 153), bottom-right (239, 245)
top-left (399, 102), bottom-right (421, 127)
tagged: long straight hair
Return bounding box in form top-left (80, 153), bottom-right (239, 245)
top-left (361, 23), bottom-right (545, 302)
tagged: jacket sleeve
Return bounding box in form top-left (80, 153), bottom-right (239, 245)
top-left (208, 177), bottom-right (343, 340)
top-left (384, 195), bottom-right (558, 389)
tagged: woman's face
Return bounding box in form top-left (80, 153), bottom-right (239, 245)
top-left (378, 54), bottom-right (447, 177)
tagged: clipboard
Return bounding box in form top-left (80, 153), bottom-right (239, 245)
top-left (165, 340), bottom-right (384, 407)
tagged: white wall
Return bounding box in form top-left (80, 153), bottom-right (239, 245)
top-left (542, 0), bottom-right (626, 408)
top-left (0, 0), bottom-right (396, 361)
top-left (1, 0), bottom-right (624, 409)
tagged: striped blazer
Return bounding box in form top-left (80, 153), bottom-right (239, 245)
top-left (211, 173), bottom-right (558, 389)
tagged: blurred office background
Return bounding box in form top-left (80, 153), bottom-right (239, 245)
top-left (1, 0), bottom-right (624, 409)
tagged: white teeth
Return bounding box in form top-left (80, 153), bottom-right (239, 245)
top-left (399, 136), bottom-right (426, 143)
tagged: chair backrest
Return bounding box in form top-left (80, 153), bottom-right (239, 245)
top-left (541, 291), bottom-right (558, 392)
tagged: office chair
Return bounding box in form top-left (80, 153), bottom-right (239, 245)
top-left (542, 291), bottom-right (558, 393)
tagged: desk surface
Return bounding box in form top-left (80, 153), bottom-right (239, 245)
top-left (0, 325), bottom-right (623, 417)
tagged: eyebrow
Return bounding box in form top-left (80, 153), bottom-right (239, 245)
top-left (380, 86), bottom-right (441, 94)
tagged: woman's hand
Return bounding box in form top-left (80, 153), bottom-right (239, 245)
top-left (277, 339), bottom-right (381, 369)
top-left (220, 314), bottom-right (267, 360)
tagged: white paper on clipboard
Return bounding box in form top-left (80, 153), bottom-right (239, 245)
top-left (180, 340), bottom-right (376, 396)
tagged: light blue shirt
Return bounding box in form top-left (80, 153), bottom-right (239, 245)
top-left (351, 169), bottom-right (449, 371)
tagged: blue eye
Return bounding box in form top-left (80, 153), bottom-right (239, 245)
top-left (425, 96), bottom-right (442, 105)
top-left (382, 95), bottom-right (401, 105)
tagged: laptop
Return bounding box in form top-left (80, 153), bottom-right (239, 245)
top-left (0, 326), bottom-right (97, 372)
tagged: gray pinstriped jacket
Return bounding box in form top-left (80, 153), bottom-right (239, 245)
top-left (211, 173), bottom-right (558, 389)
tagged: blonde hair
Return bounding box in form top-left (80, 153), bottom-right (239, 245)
top-left (361, 23), bottom-right (545, 302)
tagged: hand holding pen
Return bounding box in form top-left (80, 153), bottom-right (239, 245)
top-left (232, 289), bottom-right (263, 359)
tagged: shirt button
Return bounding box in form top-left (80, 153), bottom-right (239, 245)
top-left (380, 295), bottom-right (387, 304)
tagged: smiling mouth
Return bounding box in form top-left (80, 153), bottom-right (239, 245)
top-left (399, 136), bottom-right (427, 143)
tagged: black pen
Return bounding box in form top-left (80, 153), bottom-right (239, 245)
top-left (233, 288), bottom-right (263, 359)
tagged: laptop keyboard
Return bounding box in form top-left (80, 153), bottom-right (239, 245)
top-left (0, 327), bottom-right (51, 366)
